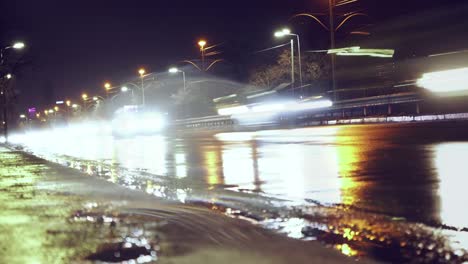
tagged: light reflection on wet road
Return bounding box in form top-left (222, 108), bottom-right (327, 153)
top-left (13, 122), bottom-right (468, 262)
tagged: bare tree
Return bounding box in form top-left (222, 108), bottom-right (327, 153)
top-left (249, 50), bottom-right (330, 91)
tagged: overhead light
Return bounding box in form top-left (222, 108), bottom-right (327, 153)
top-left (12, 42), bottom-right (25, 49)
top-left (168, 68), bottom-right (179, 73)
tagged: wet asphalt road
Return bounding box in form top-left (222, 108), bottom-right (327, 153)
top-left (11, 121), bottom-right (468, 262)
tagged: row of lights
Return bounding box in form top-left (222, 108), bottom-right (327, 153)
top-left (49, 31), bottom-right (294, 112)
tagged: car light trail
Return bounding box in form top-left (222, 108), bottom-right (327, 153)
top-left (417, 67), bottom-right (468, 93)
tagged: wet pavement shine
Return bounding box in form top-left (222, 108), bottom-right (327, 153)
top-left (0, 146), bottom-right (365, 264)
top-left (5, 121), bottom-right (468, 263)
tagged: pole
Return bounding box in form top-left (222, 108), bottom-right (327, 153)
top-left (201, 48), bottom-right (205, 71)
top-left (182, 71), bottom-right (186, 93)
top-left (1, 48), bottom-right (7, 142)
top-left (290, 39), bottom-right (295, 95)
top-left (141, 76), bottom-right (145, 106)
top-left (329, 0), bottom-right (337, 101)
top-left (295, 34), bottom-right (303, 89)
top-left (0, 48), bottom-right (4, 65)
top-left (2, 90), bottom-right (7, 143)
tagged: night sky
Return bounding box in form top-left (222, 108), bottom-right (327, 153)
top-left (1, 0), bottom-right (468, 109)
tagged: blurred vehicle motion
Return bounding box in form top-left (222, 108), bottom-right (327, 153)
top-left (111, 105), bottom-right (167, 137)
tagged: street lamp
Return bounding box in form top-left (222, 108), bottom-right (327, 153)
top-left (104, 82), bottom-right (111, 98)
top-left (168, 67), bottom-right (186, 92)
top-left (82, 93), bottom-right (88, 109)
top-left (5, 74), bottom-right (12, 79)
top-left (1, 41), bottom-right (25, 65)
top-left (1, 41), bottom-right (25, 143)
top-left (274, 30), bottom-right (295, 92)
top-left (198, 40), bottom-right (207, 71)
top-left (275, 28), bottom-right (303, 88)
top-left (12, 42), bottom-right (25, 50)
top-left (138, 68), bottom-right (146, 106)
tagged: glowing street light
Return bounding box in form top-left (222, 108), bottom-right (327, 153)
top-left (168, 67), bottom-right (186, 92)
top-left (19, 114), bottom-right (26, 119)
top-left (0, 41), bottom-right (26, 142)
top-left (198, 40), bottom-right (206, 49)
top-left (66, 100), bottom-right (71, 106)
top-left (198, 39), bottom-right (207, 70)
top-left (1, 41), bottom-right (26, 65)
top-left (12, 42), bottom-right (25, 49)
top-left (275, 28), bottom-right (303, 88)
top-left (104, 82), bottom-right (112, 98)
top-left (138, 68), bottom-right (146, 105)
top-left (121, 86), bottom-right (129, 92)
top-left (54, 106), bottom-right (59, 112)
top-left (72, 104), bottom-right (79, 109)
top-left (274, 28), bottom-right (291, 37)
top-left (5, 74), bottom-right (12, 79)
top-left (82, 93), bottom-right (88, 109)
top-left (273, 30), bottom-right (296, 91)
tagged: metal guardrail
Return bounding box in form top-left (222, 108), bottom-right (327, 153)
top-left (173, 92), bottom-right (423, 129)
top-left (332, 92), bottom-right (421, 110)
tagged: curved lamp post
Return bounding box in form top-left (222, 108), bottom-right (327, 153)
top-left (168, 67), bottom-right (186, 92)
top-left (1, 42), bottom-right (25, 142)
top-left (275, 28), bottom-right (303, 88)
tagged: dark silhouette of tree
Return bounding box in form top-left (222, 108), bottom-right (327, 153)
top-left (248, 50), bottom-right (330, 92)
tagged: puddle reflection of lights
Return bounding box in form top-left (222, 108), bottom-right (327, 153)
top-left (204, 150), bottom-right (222, 185)
top-left (222, 145), bottom-right (255, 190)
top-left (433, 143), bottom-right (468, 229)
top-left (215, 132), bottom-right (254, 142)
top-left (174, 153), bottom-right (187, 178)
top-left (336, 243), bottom-right (358, 256)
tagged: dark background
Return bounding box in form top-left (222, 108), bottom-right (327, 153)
top-left (1, 0), bottom-right (468, 109)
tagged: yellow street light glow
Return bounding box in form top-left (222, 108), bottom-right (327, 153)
top-left (417, 67), bottom-right (468, 93)
top-left (168, 67), bottom-right (179, 73)
top-left (104, 82), bottom-right (111, 90)
top-left (44, 110), bottom-right (48, 115)
top-left (48, 109), bottom-right (54, 114)
top-left (66, 100), bottom-right (71, 106)
top-left (72, 104), bottom-right (79, 108)
top-left (36, 113), bottom-right (40, 118)
top-left (93, 96), bottom-right (98, 101)
top-left (12, 42), bottom-right (25, 49)
top-left (82, 93), bottom-right (88, 100)
top-left (138, 68), bottom-right (146, 76)
top-left (198, 40), bottom-right (207, 49)
top-left (54, 106), bottom-right (59, 111)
